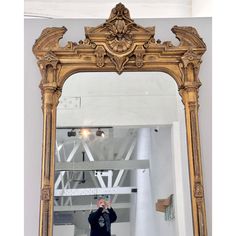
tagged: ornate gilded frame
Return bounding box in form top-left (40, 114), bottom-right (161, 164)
top-left (33, 3), bottom-right (207, 236)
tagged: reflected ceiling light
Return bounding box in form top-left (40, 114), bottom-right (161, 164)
top-left (96, 128), bottom-right (105, 137)
top-left (79, 128), bottom-right (91, 138)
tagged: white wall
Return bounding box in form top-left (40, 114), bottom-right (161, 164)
top-left (25, 0), bottom-right (192, 18)
top-left (192, 0), bottom-right (212, 16)
top-left (53, 225), bottom-right (75, 236)
top-left (25, 0), bottom-right (213, 18)
top-left (25, 18), bottom-right (211, 236)
top-left (111, 222), bottom-right (131, 236)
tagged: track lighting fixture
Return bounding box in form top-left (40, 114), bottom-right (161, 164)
top-left (96, 128), bottom-right (105, 137)
top-left (67, 129), bottom-right (76, 137)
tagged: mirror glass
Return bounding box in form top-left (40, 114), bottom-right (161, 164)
top-left (53, 72), bottom-right (193, 236)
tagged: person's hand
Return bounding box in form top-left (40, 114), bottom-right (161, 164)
top-left (106, 201), bottom-right (111, 209)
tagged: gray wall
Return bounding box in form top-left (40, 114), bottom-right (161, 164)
top-left (25, 18), bottom-right (212, 236)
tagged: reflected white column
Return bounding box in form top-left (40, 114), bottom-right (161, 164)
top-left (134, 128), bottom-right (156, 236)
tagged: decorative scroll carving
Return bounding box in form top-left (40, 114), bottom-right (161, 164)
top-left (172, 25), bottom-right (206, 48)
top-left (33, 27), bottom-right (67, 54)
top-left (78, 38), bottom-right (96, 49)
top-left (32, 3), bottom-right (208, 236)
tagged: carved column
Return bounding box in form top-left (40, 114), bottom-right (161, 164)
top-left (38, 54), bottom-right (61, 236)
top-left (179, 50), bottom-right (208, 236)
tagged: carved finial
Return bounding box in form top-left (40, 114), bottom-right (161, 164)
top-left (108, 3), bottom-right (132, 22)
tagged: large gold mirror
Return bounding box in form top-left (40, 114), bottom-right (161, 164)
top-left (33, 3), bottom-right (207, 236)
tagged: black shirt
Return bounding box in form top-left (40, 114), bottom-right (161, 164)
top-left (88, 207), bottom-right (117, 236)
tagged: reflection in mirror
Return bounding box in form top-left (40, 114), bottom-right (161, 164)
top-left (53, 72), bottom-right (193, 236)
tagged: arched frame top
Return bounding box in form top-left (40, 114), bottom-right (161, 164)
top-left (58, 67), bottom-right (182, 90)
top-left (32, 3), bottom-right (208, 236)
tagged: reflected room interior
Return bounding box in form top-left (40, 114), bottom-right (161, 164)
top-left (53, 72), bottom-right (192, 236)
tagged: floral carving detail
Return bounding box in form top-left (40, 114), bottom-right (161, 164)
top-left (106, 19), bottom-right (133, 53)
top-left (78, 38), bottom-right (96, 49)
top-left (104, 3), bottom-right (136, 53)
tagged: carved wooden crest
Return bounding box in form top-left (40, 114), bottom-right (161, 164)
top-left (85, 3), bottom-right (154, 72)
top-left (33, 2), bottom-right (206, 82)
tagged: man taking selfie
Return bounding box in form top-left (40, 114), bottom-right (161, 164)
top-left (88, 196), bottom-right (117, 236)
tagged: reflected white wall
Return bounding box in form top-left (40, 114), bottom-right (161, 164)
top-left (150, 127), bottom-right (176, 236)
top-left (53, 225), bottom-right (74, 236)
top-left (57, 72), bottom-right (178, 127)
top-left (112, 222), bottom-right (131, 236)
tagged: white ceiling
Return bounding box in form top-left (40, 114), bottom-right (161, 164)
top-left (25, 0), bottom-right (193, 18)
